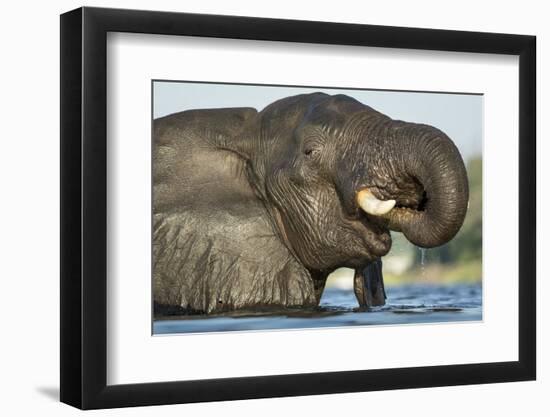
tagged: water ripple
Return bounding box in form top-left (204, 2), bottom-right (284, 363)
top-left (154, 283), bottom-right (482, 334)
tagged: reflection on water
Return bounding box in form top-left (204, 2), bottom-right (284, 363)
top-left (153, 283), bottom-right (482, 335)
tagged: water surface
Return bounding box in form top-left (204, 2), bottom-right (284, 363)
top-left (153, 283), bottom-right (482, 335)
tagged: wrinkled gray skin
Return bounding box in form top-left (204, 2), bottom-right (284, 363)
top-left (153, 93), bottom-right (469, 315)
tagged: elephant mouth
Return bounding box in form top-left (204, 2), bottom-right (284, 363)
top-left (349, 185), bottom-right (430, 258)
top-left (350, 212), bottom-right (392, 258)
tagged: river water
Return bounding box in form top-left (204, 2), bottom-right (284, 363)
top-left (153, 283), bottom-right (482, 335)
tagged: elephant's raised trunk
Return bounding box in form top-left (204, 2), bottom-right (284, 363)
top-left (382, 123), bottom-right (469, 248)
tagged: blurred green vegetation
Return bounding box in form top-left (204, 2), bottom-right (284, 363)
top-left (383, 157), bottom-right (482, 286)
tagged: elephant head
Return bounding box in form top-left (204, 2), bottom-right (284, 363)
top-left (153, 93), bottom-right (469, 315)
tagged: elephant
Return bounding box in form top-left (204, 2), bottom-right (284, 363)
top-left (152, 92), bottom-right (469, 316)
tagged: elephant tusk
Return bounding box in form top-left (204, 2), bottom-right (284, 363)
top-left (357, 189), bottom-right (396, 216)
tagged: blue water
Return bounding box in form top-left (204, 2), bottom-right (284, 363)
top-left (153, 283), bottom-right (482, 335)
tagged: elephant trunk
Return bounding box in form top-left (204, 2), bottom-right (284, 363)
top-left (383, 123), bottom-right (469, 248)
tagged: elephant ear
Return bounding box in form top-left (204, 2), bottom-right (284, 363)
top-left (152, 108), bottom-right (316, 315)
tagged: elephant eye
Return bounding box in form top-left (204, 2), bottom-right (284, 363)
top-left (303, 144), bottom-right (321, 157)
top-left (302, 133), bottom-right (324, 158)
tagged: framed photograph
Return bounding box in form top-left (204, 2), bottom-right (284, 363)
top-left (60, 6), bottom-right (536, 409)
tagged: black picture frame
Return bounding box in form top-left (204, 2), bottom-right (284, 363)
top-left (60, 6), bottom-right (536, 410)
